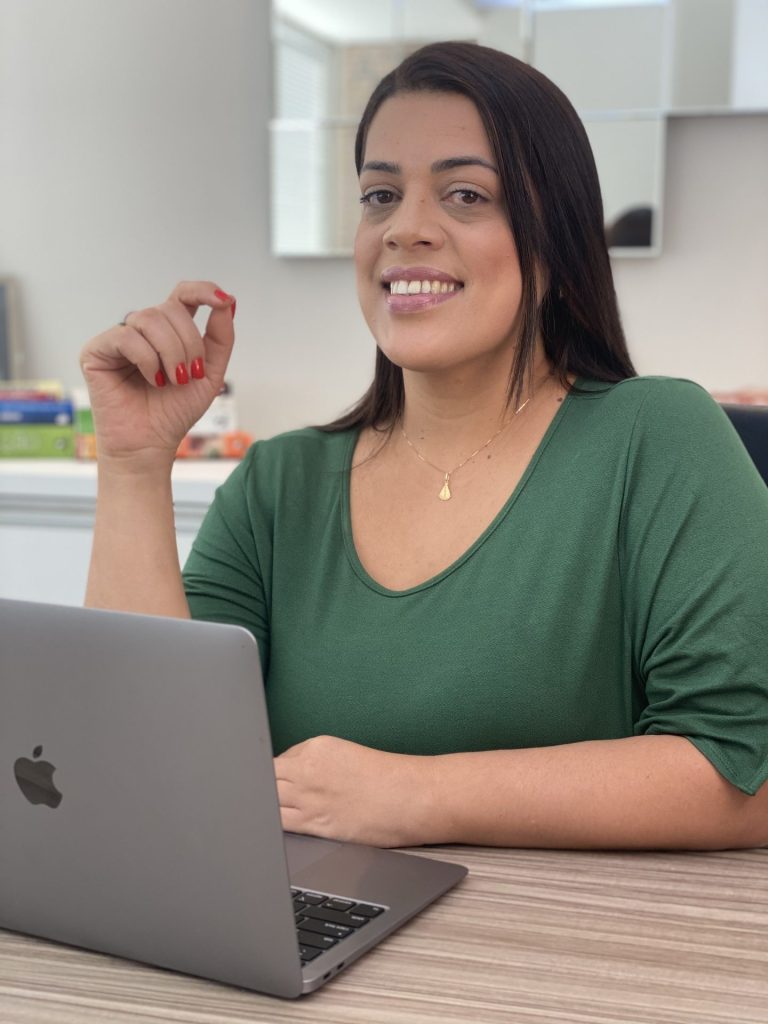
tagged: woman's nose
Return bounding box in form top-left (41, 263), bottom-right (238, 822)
top-left (383, 196), bottom-right (443, 250)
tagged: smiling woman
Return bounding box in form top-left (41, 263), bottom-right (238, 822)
top-left (80, 41), bottom-right (768, 852)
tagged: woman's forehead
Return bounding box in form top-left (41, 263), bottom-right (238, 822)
top-left (361, 92), bottom-right (494, 170)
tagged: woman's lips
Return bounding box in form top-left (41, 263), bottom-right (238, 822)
top-left (385, 288), bottom-right (462, 313)
top-left (384, 281), bottom-right (463, 314)
top-left (380, 268), bottom-right (463, 314)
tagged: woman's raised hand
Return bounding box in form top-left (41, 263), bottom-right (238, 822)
top-left (79, 281), bottom-right (236, 467)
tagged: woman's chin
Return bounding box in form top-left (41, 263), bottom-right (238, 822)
top-left (376, 342), bottom-right (460, 375)
top-left (375, 332), bottom-right (517, 378)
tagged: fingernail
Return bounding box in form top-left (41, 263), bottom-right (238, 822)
top-left (155, 370), bottom-right (167, 388)
top-left (175, 362), bottom-right (189, 385)
top-left (191, 357), bottom-right (205, 380)
top-left (230, 298), bottom-right (236, 319)
top-left (214, 289), bottom-right (233, 303)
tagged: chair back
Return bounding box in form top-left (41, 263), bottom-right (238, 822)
top-left (721, 404), bottom-right (768, 485)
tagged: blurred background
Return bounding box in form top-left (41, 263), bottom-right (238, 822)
top-left (1, 0), bottom-right (767, 439)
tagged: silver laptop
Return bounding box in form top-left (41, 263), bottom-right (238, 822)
top-left (0, 598), bottom-right (466, 998)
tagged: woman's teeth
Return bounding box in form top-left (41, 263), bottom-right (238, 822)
top-left (388, 280), bottom-right (460, 295)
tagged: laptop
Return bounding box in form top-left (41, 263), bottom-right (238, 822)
top-left (0, 598), bottom-right (467, 998)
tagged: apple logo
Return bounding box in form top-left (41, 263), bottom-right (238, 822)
top-left (14, 745), bottom-right (63, 808)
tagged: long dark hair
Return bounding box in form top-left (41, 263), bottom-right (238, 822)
top-left (321, 41), bottom-right (635, 432)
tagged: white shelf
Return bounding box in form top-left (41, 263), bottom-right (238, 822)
top-left (0, 459), bottom-right (238, 502)
top-left (0, 459), bottom-right (240, 606)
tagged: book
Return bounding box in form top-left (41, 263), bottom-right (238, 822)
top-left (0, 399), bottom-right (74, 425)
top-left (0, 424), bottom-right (75, 458)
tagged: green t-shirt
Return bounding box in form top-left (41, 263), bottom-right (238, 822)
top-left (183, 377), bottom-right (768, 795)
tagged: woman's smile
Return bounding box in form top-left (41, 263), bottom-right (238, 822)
top-left (381, 264), bottom-right (464, 314)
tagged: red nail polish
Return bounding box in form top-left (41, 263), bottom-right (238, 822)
top-left (191, 357), bottom-right (205, 380)
top-left (230, 298), bottom-right (236, 319)
top-left (155, 370), bottom-right (167, 388)
top-left (175, 362), bottom-right (189, 385)
top-left (214, 289), bottom-right (232, 303)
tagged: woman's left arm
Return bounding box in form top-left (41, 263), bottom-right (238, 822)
top-left (274, 732), bottom-right (768, 850)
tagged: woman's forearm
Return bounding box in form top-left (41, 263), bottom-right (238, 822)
top-left (423, 734), bottom-right (768, 850)
top-left (85, 458), bottom-right (191, 617)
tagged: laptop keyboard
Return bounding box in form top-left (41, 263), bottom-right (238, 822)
top-left (291, 887), bottom-right (386, 965)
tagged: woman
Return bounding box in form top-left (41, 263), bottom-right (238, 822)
top-left (80, 42), bottom-right (768, 850)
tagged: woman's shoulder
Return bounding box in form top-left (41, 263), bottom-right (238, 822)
top-left (576, 374), bottom-right (711, 406)
top-left (572, 375), bottom-right (723, 433)
top-left (571, 374), bottom-right (758, 487)
top-left (214, 426), bottom-right (357, 518)
top-left (244, 425), bottom-right (357, 469)
top-left (229, 427), bottom-right (357, 505)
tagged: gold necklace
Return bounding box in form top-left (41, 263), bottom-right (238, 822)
top-left (400, 395), bottom-right (532, 501)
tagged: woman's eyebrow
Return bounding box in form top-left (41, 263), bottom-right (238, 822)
top-left (432, 156), bottom-right (498, 174)
top-left (360, 160), bottom-right (400, 174)
top-left (360, 156), bottom-right (498, 175)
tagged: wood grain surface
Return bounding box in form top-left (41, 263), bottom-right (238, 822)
top-left (1, 846), bottom-right (766, 1024)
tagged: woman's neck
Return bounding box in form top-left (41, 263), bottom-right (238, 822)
top-left (399, 354), bottom-right (553, 460)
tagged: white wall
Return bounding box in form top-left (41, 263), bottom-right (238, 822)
top-left (0, 0), bottom-right (766, 443)
top-left (0, 0), bottom-right (372, 439)
top-left (672, 0), bottom-right (734, 110)
top-left (732, 0), bottom-right (768, 109)
top-left (533, 4), bottom-right (667, 110)
top-left (614, 110), bottom-right (768, 388)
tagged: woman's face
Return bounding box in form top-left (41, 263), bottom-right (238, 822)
top-left (354, 90), bottom-right (525, 378)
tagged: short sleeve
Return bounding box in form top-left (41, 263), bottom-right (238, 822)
top-left (182, 447), bottom-right (271, 670)
top-left (621, 380), bottom-right (768, 795)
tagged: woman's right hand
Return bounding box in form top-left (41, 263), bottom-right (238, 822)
top-left (79, 280), bottom-right (236, 468)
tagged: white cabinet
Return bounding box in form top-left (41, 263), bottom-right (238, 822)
top-left (0, 460), bottom-right (238, 606)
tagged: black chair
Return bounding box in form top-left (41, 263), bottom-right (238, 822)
top-left (721, 404), bottom-right (768, 485)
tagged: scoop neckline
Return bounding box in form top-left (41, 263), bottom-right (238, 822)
top-left (340, 381), bottom-right (579, 597)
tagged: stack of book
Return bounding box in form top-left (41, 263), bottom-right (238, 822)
top-left (0, 380), bottom-right (253, 461)
top-left (0, 381), bottom-right (75, 458)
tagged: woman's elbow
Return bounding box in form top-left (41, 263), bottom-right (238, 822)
top-left (709, 778), bottom-right (768, 850)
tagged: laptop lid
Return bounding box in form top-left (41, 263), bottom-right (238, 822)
top-left (0, 599), bottom-right (466, 998)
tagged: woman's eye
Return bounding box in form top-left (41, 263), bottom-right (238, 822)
top-left (360, 190), bottom-right (397, 207)
top-left (449, 189), bottom-right (484, 206)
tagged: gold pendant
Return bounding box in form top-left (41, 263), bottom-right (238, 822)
top-left (439, 476), bottom-right (452, 501)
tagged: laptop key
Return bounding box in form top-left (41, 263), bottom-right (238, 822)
top-left (295, 891), bottom-right (326, 906)
top-left (299, 918), bottom-right (353, 939)
top-left (324, 898), bottom-right (356, 912)
top-left (297, 929), bottom-right (337, 950)
top-left (353, 903), bottom-right (386, 918)
top-left (301, 906), bottom-right (369, 928)
top-left (299, 945), bottom-right (323, 963)
top-left (299, 942), bottom-right (323, 958)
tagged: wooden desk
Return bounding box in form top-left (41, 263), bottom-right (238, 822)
top-left (1, 845), bottom-right (766, 1023)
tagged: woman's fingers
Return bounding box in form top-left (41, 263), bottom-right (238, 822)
top-left (168, 281), bottom-right (236, 331)
top-left (167, 280), bottom-right (236, 382)
top-left (122, 307), bottom-right (190, 387)
top-left (153, 301), bottom-right (207, 384)
top-left (103, 323), bottom-right (173, 389)
top-left (81, 281), bottom-right (236, 392)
